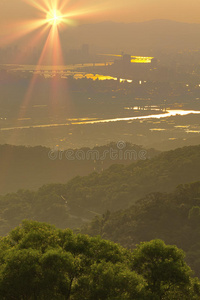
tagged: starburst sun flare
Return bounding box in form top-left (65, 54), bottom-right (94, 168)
top-left (2, 0), bottom-right (117, 130)
top-left (2, 0), bottom-right (119, 62)
top-left (46, 10), bottom-right (63, 26)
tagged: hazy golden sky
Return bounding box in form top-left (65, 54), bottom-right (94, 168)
top-left (0, 0), bottom-right (200, 24)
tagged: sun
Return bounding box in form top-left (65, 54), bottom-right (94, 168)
top-left (46, 9), bottom-right (63, 26)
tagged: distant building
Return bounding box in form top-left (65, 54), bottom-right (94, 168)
top-left (81, 44), bottom-right (89, 58)
top-left (122, 54), bottom-right (131, 66)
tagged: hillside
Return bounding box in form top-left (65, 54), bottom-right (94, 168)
top-left (0, 143), bottom-right (154, 195)
top-left (82, 181), bottom-right (200, 278)
top-left (0, 144), bottom-right (200, 236)
top-left (59, 144), bottom-right (200, 214)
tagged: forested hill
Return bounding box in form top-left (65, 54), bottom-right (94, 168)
top-left (58, 144), bottom-right (200, 214)
top-left (0, 143), bottom-right (156, 195)
top-left (82, 181), bottom-right (200, 277)
top-left (1, 144), bottom-right (200, 236)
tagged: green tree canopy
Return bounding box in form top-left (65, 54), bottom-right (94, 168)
top-left (0, 221), bottom-right (199, 299)
top-left (132, 239), bottom-right (200, 299)
top-left (0, 220), bottom-right (144, 299)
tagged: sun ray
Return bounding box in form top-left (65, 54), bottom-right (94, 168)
top-left (1, 0), bottom-right (127, 178)
top-left (17, 21), bottom-right (64, 118)
top-left (2, 19), bottom-right (47, 46)
top-left (23, 0), bottom-right (51, 15)
top-left (17, 28), bottom-right (54, 120)
top-left (5, 0), bottom-right (119, 144)
top-left (12, 23), bottom-right (50, 65)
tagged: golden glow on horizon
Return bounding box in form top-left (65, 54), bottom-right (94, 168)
top-left (99, 54), bottom-right (154, 63)
top-left (131, 57), bottom-right (153, 63)
top-left (131, 56), bottom-right (154, 63)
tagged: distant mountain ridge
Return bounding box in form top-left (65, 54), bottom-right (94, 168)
top-left (11, 19), bottom-right (200, 54)
top-left (0, 143), bottom-right (156, 195)
top-left (82, 181), bottom-right (200, 278)
top-left (59, 19), bottom-right (200, 52)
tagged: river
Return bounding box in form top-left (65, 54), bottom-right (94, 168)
top-left (1, 110), bottom-right (200, 131)
top-left (83, 110), bottom-right (200, 124)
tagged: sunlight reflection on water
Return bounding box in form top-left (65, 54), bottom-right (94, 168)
top-left (1, 110), bottom-right (200, 131)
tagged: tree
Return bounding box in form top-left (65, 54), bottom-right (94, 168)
top-left (0, 249), bottom-right (41, 299)
top-left (132, 239), bottom-right (197, 299)
top-left (0, 220), bottom-right (144, 299)
top-left (74, 261), bottom-right (147, 300)
top-left (188, 206), bottom-right (200, 227)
